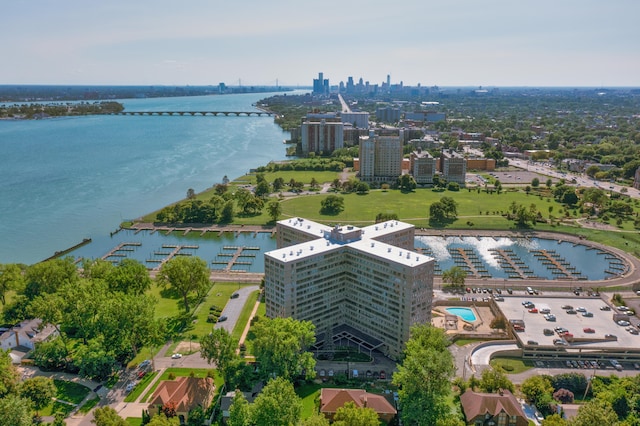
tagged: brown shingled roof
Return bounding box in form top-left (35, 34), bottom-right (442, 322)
top-left (460, 388), bottom-right (526, 420)
top-left (148, 376), bottom-right (214, 414)
top-left (320, 388), bottom-right (396, 416)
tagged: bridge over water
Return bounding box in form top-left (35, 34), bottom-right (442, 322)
top-left (112, 111), bottom-right (275, 117)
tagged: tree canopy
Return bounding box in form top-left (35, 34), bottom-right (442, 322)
top-left (252, 317), bottom-right (316, 381)
top-left (157, 256), bottom-right (210, 312)
top-left (392, 324), bottom-right (455, 425)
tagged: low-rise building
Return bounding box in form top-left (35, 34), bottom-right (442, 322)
top-left (460, 389), bottom-right (528, 426)
top-left (148, 377), bottom-right (214, 423)
top-left (441, 149), bottom-right (467, 185)
top-left (320, 388), bottom-right (397, 423)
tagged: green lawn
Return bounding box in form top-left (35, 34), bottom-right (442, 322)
top-left (124, 371), bottom-right (159, 403)
top-left (490, 357), bottom-right (534, 374)
top-left (39, 379), bottom-right (91, 417)
top-left (126, 418), bottom-right (143, 426)
top-left (232, 290), bottom-right (260, 342)
top-left (78, 396), bottom-right (100, 414)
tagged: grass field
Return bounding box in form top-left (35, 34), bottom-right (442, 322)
top-left (124, 371), bottom-right (159, 403)
top-left (39, 379), bottom-right (91, 417)
top-left (490, 357), bottom-right (534, 374)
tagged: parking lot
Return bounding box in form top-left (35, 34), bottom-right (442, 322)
top-left (497, 295), bottom-right (640, 350)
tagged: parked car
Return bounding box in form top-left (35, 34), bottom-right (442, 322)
top-left (540, 308), bottom-right (551, 314)
top-left (506, 288), bottom-right (513, 294)
top-left (230, 292), bottom-right (240, 299)
top-left (544, 314), bottom-right (556, 322)
top-left (583, 327), bottom-right (595, 333)
top-left (554, 339), bottom-right (569, 346)
top-left (604, 334), bottom-right (618, 340)
top-left (600, 306), bottom-right (612, 311)
top-left (617, 320), bottom-right (631, 326)
top-left (582, 312), bottom-right (594, 317)
top-left (566, 309), bottom-right (577, 314)
top-left (218, 315), bottom-right (228, 322)
top-left (527, 340), bottom-right (539, 345)
top-left (528, 308), bottom-right (539, 313)
top-left (171, 353), bottom-right (182, 359)
top-left (543, 328), bottom-right (555, 336)
top-left (555, 327), bottom-right (569, 334)
top-left (576, 307), bottom-right (587, 312)
top-left (126, 383), bottom-right (135, 393)
top-left (562, 305), bottom-right (574, 310)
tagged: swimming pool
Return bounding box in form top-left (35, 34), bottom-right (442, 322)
top-left (446, 307), bottom-right (477, 322)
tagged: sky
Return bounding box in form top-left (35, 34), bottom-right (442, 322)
top-left (2, 0), bottom-right (639, 87)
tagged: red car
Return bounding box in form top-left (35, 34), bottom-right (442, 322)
top-left (583, 327), bottom-right (595, 333)
top-left (528, 308), bottom-right (539, 313)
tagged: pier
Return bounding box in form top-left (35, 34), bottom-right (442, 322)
top-left (101, 242), bottom-right (142, 261)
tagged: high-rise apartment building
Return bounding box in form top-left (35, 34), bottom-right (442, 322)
top-left (264, 218), bottom-right (434, 360)
top-left (441, 149), bottom-right (467, 185)
top-left (301, 118), bottom-right (344, 155)
top-left (410, 149), bottom-right (437, 185)
top-left (358, 132), bottom-right (402, 183)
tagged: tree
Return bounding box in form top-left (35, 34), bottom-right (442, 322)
top-left (228, 390), bottom-right (251, 426)
top-left (253, 317), bottom-right (316, 381)
top-left (299, 414), bottom-right (331, 426)
top-left (92, 406), bottom-right (128, 426)
top-left (255, 179), bottom-right (271, 198)
top-left (106, 258), bottom-right (152, 295)
top-left (586, 165), bottom-right (601, 178)
top-left (0, 349), bottom-right (19, 397)
top-left (74, 338), bottom-right (119, 381)
top-left (320, 195), bottom-right (345, 215)
top-left (521, 375), bottom-right (553, 408)
top-left (571, 399), bottom-right (619, 426)
top-left (220, 199), bottom-right (235, 223)
top-left (393, 324), bottom-right (455, 426)
top-left (442, 266), bottom-right (466, 289)
top-left (186, 188), bottom-right (196, 199)
top-left (429, 201), bottom-right (447, 222)
top-left (333, 401), bottom-right (380, 426)
top-left (489, 315), bottom-right (507, 331)
top-left (200, 328), bottom-right (238, 385)
top-left (398, 174), bottom-right (417, 191)
top-left (440, 196), bottom-right (458, 218)
top-left (24, 257), bottom-right (78, 299)
top-left (0, 395), bottom-right (33, 426)
top-left (266, 200), bottom-right (282, 223)
top-left (546, 178), bottom-right (553, 189)
top-left (147, 414), bottom-right (179, 426)
top-left (19, 376), bottom-right (56, 414)
top-left (0, 263), bottom-right (23, 305)
top-left (479, 367), bottom-right (514, 393)
top-left (330, 178), bottom-right (342, 192)
top-left (157, 256), bottom-right (210, 312)
top-left (272, 177), bottom-right (285, 192)
top-left (31, 336), bottom-right (69, 371)
top-left (187, 406), bottom-right (206, 426)
top-left (541, 413), bottom-right (568, 426)
top-left (532, 177), bottom-right (540, 188)
top-left (553, 388), bottom-right (574, 404)
top-left (251, 377), bottom-right (302, 426)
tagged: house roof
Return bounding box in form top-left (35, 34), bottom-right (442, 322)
top-left (460, 389), bottom-right (526, 420)
top-left (148, 376), bottom-right (213, 414)
top-left (320, 388), bottom-right (396, 415)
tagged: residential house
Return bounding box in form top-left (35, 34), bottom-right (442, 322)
top-left (148, 376), bottom-right (214, 424)
top-left (460, 389), bottom-right (528, 426)
top-left (320, 388), bottom-right (397, 423)
top-left (0, 319), bottom-right (58, 363)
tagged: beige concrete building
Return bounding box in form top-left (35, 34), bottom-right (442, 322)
top-left (358, 132), bottom-right (403, 184)
top-left (441, 149), bottom-right (467, 185)
top-left (410, 149), bottom-right (437, 185)
top-left (264, 218), bottom-right (434, 359)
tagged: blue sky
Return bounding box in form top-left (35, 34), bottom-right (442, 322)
top-left (2, 0), bottom-right (639, 87)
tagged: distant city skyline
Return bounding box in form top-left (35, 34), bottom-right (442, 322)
top-left (2, 0), bottom-right (639, 87)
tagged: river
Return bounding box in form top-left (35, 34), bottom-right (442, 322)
top-left (0, 91), bottom-right (293, 264)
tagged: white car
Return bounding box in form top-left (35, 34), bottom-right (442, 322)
top-left (617, 320), bottom-right (631, 327)
top-left (171, 353), bottom-right (182, 359)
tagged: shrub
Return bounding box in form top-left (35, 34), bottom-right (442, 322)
top-left (553, 388), bottom-right (574, 404)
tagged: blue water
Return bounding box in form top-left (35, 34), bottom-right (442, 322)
top-left (446, 307), bottom-right (477, 322)
top-left (70, 229), bottom-right (277, 273)
top-left (0, 92), bottom-right (293, 264)
top-left (415, 235), bottom-right (619, 281)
